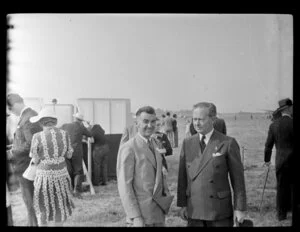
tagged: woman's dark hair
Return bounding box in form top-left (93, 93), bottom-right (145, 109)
top-left (39, 117), bottom-right (58, 127)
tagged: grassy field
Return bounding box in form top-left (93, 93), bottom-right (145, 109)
top-left (9, 113), bottom-right (292, 227)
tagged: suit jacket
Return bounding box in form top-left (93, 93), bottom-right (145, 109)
top-left (264, 115), bottom-right (293, 171)
top-left (117, 134), bottom-right (173, 224)
top-left (11, 108), bottom-right (42, 175)
top-left (60, 121), bottom-right (92, 158)
top-left (91, 124), bottom-right (107, 147)
top-left (177, 130), bottom-right (247, 221)
top-left (119, 124), bottom-right (138, 147)
top-left (213, 117), bottom-right (227, 135)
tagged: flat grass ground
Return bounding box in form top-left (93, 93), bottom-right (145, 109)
top-left (9, 114), bottom-right (292, 227)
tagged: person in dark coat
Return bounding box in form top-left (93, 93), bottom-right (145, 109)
top-left (6, 112), bottom-right (13, 226)
top-left (172, 114), bottom-right (179, 148)
top-left (264, 98), bottom-right (293, 221)
top-left (210, 103), bottom-right (227, 135)
top-left (6, 93), bottom-right (43, 226)
top-left (152, 119), bottom-right (173, 171)
top-left (60, 113), bottom-right (92, 197)
top-left (90, 123), bottom-right (110, 186)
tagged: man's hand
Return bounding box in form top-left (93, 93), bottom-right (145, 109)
top-left (133, 217), bottom-right (144, 227)
top-left (263, 162), bottom-right (271, 167)
top-left (156, 148), bottom-right (166, 154)
top-left (234, 210), bottom-right (246, 225)
top-left (179, 207), bottom-right (188, 221)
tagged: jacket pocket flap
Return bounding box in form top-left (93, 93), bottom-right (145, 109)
top-left (217, 190), bottom-right (231, 199)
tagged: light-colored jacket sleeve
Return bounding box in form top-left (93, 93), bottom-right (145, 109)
top-left (119, 127), bottom-right (129, 147)
top-left (117, 143), bottom-right (142, 219)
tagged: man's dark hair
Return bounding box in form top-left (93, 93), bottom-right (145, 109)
top-left (166, 112), bottom-right (170, 116)
top-left (173, 114), bottom-right (177, 118)
top-left (162, 114), bottom-right (166, 118)
top-left (136, 106), bottom-right (156, 117)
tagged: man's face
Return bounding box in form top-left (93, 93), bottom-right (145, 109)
top-left (137, 112), bottom-right (157, 138)
top-left (192, 107), bottom-right (213, 135)
top-left (7, 103), bottom-right (20, 116)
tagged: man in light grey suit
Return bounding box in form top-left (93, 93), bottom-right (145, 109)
top-left (177, 102), bottom-right (247, 227)
top-left (117, 106), bottom-right (173, 227)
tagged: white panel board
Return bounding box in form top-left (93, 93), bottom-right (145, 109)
top-left (94, 100), bottom-right (110, 134)
top-left (77, 100), bottom-right (94, 124)
top-left (23, 98), bottom-right (43, 112)
top-left (111, 100), bottom-right (126, 134)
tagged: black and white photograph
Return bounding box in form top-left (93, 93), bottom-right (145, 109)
top-left (6, 13), bottom-right (295, 227)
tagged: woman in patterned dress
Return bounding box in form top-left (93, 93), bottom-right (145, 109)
top-left (29, 108), bottom-right (75, 226)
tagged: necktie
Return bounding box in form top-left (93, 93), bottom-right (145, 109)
top-left (200, 134), bottom-right (206, 153)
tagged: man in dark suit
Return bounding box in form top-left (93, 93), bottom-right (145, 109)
top-left (61, 113), bottom-right (92, 197)
top-left (90, 123), bottom-right (110, 186)
top-left (210, 103), bottom-right (227, 135)
top-left (6, 93), bottom-right (42, 226)
top-left (264, 98), bottom-right (293, 221)
top-left (177, 102), bottom-right (247, 227)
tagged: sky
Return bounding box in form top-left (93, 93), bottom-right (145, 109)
top-left (7, 14), bottom-right (293, 113)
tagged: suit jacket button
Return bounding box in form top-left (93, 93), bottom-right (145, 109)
top-left (210, 180), bottom-right (214, 183)
top-left (215, 165), bottom-right (219, 168)
top-left (210, 195), bottom-right (213, 198)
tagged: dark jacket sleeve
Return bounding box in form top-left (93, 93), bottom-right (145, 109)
top-left (227, 138), bottom-right (247, 211)
top-left (264, 123), bottom-right (275, 162)
top-left (162, 133), bottom-right (173, 156)
top-left (177, 139), bottom-right (188, 207)
top-left (12, 121), bottom-right (42, 160)
top-left (81, 123), bottom-right (92, 137)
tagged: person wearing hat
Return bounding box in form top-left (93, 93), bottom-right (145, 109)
top-left (29, 107), bottom-right (75, 226)
top-left (264, 98), bottom-right (293, 221)
top-left (60, 112), bottom-right (92, 198)
top-left (6, 93), bottom-right (43, 226)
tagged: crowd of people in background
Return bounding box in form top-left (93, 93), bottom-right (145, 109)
top-left (6, 93), bottom-right (296, 227)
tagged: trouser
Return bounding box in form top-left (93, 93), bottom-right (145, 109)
top-left (18, 175), bottom-right (38, 226)
top-left (187, 216), bottom-right (233, 227)
top-left (173, 129), bottom-right (178, 148)
top-left (92, 145), bottom-right (108, 185)
top-left (7, 206), bottom-right (13, 226)
top-left (65, 155), bottom-right (83, 192)
top-left (276, 167), bottom-right (292, 216)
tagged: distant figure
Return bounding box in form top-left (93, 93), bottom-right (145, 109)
top-left (250, 114), bottom-right (253, 120)
top-left (172, 114), bottom-right (178, 148)
top-left (185, 119), bottom-right (198, 138)
top-left (234, 115), bottom-right (237, 121)
top-left (90, 123), bottom-right (110, 186)
top-left (163, 112), bottom-right (175, 147)
top-left (29, 108), bottom-right (75, 226)
top-left (152, 119), bottom-right (173, 170)
top-left (177, 102), bottom-right (247, 227)
top-left (264, 98), bottom-right (293, 221)
top-left (61, 113), bottom-right (92, 198)
top-left (117, 106), bottom-right (173, 227)
top-left (6, 93), bottom-right (43, 226)
top-left (210, 103), bottom-right (227, 135)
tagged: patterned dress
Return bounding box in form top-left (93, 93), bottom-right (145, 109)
top-left (30, 126), bottom-right (75, 224)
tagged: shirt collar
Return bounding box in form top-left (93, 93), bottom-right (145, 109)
top-left (138, 132), bottom-right (151, 144)
top-left (199, 128), bottom-right (214, 144)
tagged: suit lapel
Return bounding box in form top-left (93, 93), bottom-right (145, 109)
top-left (153, 142), bottom-right (163, 194)
top-left (136, 135), bottom-right (157, 170)
top-left (188, 135), bottom-right (202, 179)
top-left (191, 131), bottom-right (219, 180)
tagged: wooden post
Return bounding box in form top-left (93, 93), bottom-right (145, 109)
top-left (82, 160), bottom-right (95, 195)
top-left (87, 138), bottom-right (92, 181)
